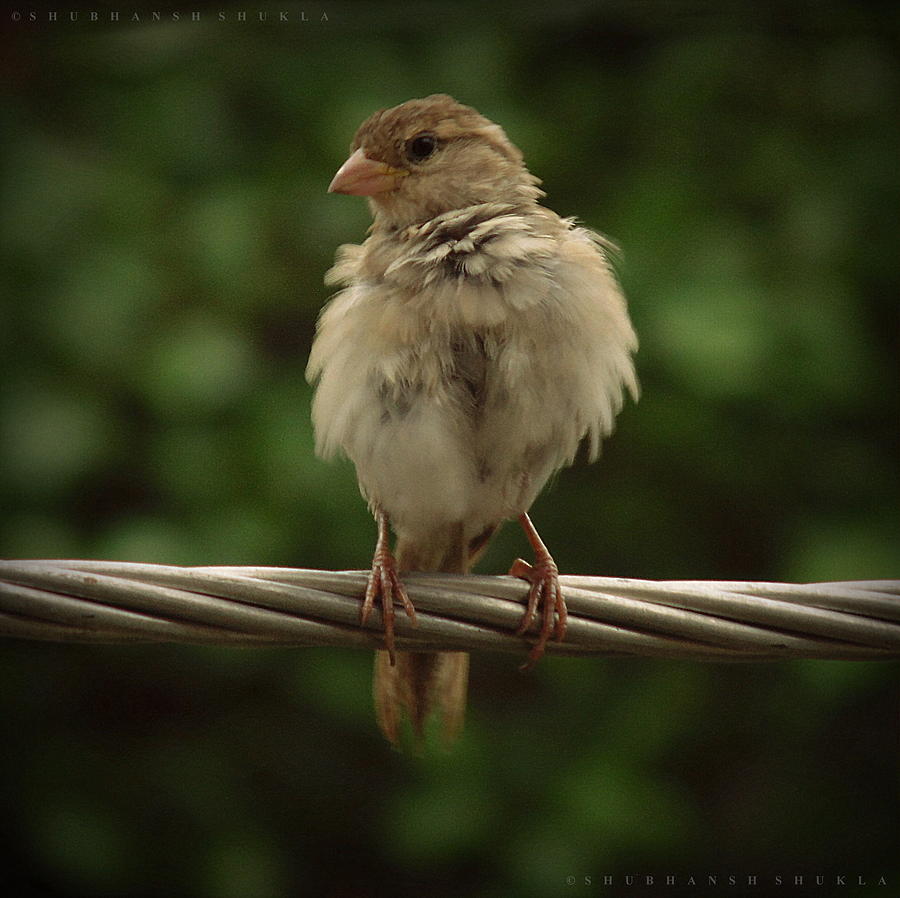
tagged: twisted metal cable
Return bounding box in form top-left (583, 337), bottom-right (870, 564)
top-left (0, 559), bottom-right (898, 661)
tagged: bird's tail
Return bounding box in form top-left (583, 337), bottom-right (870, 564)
top-left (373, 523), bottom-right (497, 749)
top-left (373, 650), bottom-right (469, 749)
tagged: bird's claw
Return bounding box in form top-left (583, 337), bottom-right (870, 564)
top-left (509, 554), bottom-right (567, 670)
top-left (363, 547), bottom-right (417, 666)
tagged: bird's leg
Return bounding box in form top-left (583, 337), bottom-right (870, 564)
top-left (362, 509), bottom-right (417, 666)
top-left (509, 512), bottom-right (567, 669)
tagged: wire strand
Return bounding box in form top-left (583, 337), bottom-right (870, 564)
top-left (1, 560), bottom-right (898, 661)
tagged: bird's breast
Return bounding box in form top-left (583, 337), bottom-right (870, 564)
top-left (366, 204), bottom-right (559, 330)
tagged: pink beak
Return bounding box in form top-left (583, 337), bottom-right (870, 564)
top-left (328, 147), bottom-right (407, 196)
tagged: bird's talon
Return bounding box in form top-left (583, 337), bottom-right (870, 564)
top-left (364, 519), bottom-right (417, 666)
top-left (508, 557), bottom-right (533, 580)
top-left (509, 515), bottom-right (566, 666)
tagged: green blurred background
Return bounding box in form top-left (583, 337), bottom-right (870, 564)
top-left (2, 2), bottom-right (898, 896)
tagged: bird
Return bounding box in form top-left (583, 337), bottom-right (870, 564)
top-left (306, 94), bottom-right (638, 748)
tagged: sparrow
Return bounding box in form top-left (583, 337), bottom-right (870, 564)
top-left (307, 94), bottom-right (638, 747)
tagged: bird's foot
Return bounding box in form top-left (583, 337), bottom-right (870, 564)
top-left (363, 513), bottom-right (417, 665)
top-left (509, 513), bottom-right (567, 669)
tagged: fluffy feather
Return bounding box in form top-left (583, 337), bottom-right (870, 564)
top-left (307, 94), bottom-right (638, 746)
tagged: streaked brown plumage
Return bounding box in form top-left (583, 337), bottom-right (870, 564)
top-left (307, 94), bottom-right (638, 747)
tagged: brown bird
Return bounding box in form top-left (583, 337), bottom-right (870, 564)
top-left (307, 94), bottom-right (637, 747)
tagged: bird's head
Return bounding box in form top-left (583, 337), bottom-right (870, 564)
top-left (328, 94), bottom-right (542, 228)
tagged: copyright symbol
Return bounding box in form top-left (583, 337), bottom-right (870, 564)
top-left (566, 875), bottom-right (576, 886)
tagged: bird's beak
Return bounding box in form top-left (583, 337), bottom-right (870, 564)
top-left (328, 148), bottom-right (408, 196)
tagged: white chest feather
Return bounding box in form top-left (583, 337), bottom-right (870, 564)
top-left (307, 204), bottom-right (637, 542)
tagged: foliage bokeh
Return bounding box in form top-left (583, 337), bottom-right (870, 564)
top-left (1, 2), bottom-right (898, 896)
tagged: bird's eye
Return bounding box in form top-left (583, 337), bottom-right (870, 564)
top-left (406, 133), bottom-right (438, 163)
